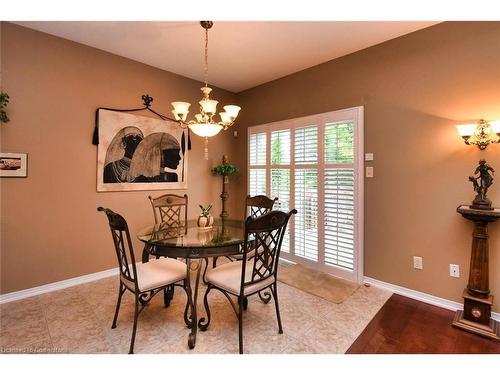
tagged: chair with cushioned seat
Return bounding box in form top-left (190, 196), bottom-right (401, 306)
top-left (148, 193), bottom-right (188, 228)
top-left (98, 207), bottom-right (190, 354)
top-left (212, 195), bottom-right (277, 268)
top-left (231, 195), bottom-right (278, 261)
top-left (146, 193), bottom-right (188, 305)
top-left (199, 209), bottom-right (297, 354)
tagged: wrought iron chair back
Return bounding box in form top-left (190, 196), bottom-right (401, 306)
top-left (245, 195), bottom-right (278, 219)
top-left (98, 207), bottom-right (138, 290)
top-left (240, 209), bottom-right (297, 294)
top-left (149, 193), bottom-right (188, 230)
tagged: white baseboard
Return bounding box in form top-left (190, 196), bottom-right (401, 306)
top-left (0, 266), bottom-right (119, 304)
top-left (364, 276), bottom-right (500, 322)
top-left (2, 263), bottom-right (499, 325)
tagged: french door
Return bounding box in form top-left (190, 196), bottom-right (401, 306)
top-left (248, 107), bottom-right (364, 282)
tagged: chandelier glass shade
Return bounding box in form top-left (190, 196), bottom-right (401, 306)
top-left (171, 21), bottom-right (241, 149)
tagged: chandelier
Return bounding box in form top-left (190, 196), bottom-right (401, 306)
top-left (171, 21), bottom-right (241, 159)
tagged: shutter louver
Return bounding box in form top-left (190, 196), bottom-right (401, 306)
top-left (249, 132), bottom-right (266, 166)
top-left (249, 169), bottom-right (266, 197)
top-left (295, 126), bottom-right (318, 164)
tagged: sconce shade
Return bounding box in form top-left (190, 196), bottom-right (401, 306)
top-left (171, 102), bottom-right (191, 122)
top-left (199, 99), bottom-right (219, 115)
top-left (456, 119), bottom-right (500, 150)
top-left (223, 105), bottom-right (241, 119)
top-left (491, 121), bottom-right (500, 134)
top-left (456, 124), bottom-right (477, 138)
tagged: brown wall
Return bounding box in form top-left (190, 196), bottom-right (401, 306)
top-left (235, 22), bottom-right (500, 311)
top-left (2, 22), bottom-right (500, 313)
top-left (0, 23), bottom-right (241, 293)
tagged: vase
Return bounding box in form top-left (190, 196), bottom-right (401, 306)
top-left (197, 214), bottom-right (214, 230)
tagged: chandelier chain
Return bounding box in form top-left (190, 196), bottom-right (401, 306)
top-left (204, 27), bottom-right (209, 88)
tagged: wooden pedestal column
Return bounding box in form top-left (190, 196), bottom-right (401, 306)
top-left (454, 205), bottom-right (500, 340)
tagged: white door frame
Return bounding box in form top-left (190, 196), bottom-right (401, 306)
top-left (248, 106), bottom-right (364, 283)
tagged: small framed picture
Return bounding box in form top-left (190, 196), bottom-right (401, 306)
top-left (0, 152), bottom-right (28, 177)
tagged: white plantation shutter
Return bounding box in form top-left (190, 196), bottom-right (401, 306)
top-left (325, 122), bottom-right (354, 164)
top-left (323, 121), bottom-right (355, 270)
top-left (249, 132), bottom-right (266, 166)
top-left (295, 126), bottom-right (318, 164)
top-left (248, 131), bottom-right (267, 197)
top-left (248, 107), bottom-right (363, 282)
top-left (271, 168), bottom-right (290, 252)
top-left (294, 126), bottom-right (318, 261)
top-left (249, 169), bottom-right (266, 196)
top-left (271, 129), bottom-right (291, 164)
top-left (270, 129), bottom-right (291, 252)
top-left (324, 169), bottom-right (355, 269)
top-left (294, 169), bottom-right (318, 261)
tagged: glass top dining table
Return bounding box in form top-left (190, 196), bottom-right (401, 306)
top-left (137, 219), bottom-right (246, 259)
top-left (136, 219), bottom-right (246, 350)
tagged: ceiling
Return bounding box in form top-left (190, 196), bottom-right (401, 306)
top-left (15, 21), bottom-right (439, 93)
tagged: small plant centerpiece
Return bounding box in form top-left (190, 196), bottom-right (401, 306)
top-left (212, 155), bottom-right (239, 222)
top-left (0, 92), bottom-right (10, 123)
top-left (197, 204), bottom-right (214, 230)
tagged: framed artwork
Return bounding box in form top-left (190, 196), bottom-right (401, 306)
top-left (0, 152), bottom-right (28, 177)
top-left (97, 109), bottom-right (188, 192)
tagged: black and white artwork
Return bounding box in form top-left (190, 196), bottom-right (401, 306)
top-left (97, 110), bottom-right (187, 192)
top-left (0, 152), bottom-right (28, 177)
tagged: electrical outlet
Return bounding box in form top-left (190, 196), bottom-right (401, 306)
top-left (413, 256), bottom-right (423, 270)
top-left (450, 264), bottom-right (460, 278)
top-left (366, 167), bottom-right (374, 178)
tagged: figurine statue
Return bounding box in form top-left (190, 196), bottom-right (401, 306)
top-left (469, 159), bottom-right (495, 210)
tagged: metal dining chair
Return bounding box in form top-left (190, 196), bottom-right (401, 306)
top-left (212, 195), bottom-right (278, 267)
top-left (199, 209), bottom-right (297, 354)
top-left (148, 193), bottom-right (188, 228)
top-left (207, 195), bottom-right (279, 309)
top-left (98, 207), bottom-right (190, 354)
top-left (145, 194), bottom-right (188, 305)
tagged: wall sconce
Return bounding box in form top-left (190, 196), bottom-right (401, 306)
top-left (456, 119), bottom-right (500, 150)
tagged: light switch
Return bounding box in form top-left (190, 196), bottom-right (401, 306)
top-left (366, 167), bottom-right (374, 178)
top-left (233, 131), bottom-right (238, 137)
top-left (365, 153), bottom-right (374, 161)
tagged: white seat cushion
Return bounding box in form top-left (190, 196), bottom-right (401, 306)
top-left (206, 260), bottom-right (275, 296)
top-left (122, 257), bottom-right (187, 292)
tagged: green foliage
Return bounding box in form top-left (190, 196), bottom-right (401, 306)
top-left (212, 164), bottom-right (239, 175)
top-left (271, 135), bottom-right (282, 164)
top-left (199, 204), bottom-right (213, 217)
top-left (0, 92), bottom-right (10, 123)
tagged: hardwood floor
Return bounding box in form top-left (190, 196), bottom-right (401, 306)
top-left (347, 294), bottom-right (500, 354)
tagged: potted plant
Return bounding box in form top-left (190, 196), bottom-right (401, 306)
top-left (212, 162), bottom-right (239, 182)
top-left (212, 155), bottom-right (239, 221)
top-left (197, 204), bottom-right (214, 230)
top-left (0, 92), bottom-right (10, 123)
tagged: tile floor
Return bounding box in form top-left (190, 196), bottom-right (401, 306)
top-left (0, 274), bottom-right (392, 354)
